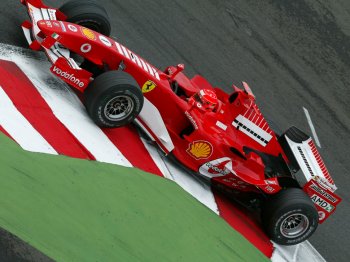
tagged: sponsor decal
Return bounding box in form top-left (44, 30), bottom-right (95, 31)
top-left (185, 111), bottom-right (198, 130)
top-left (232, 114), bottom-right (272, 146)
top-left (68, 24), bottom-right (78, 32)
top-left (99, 35), bottom-right (112, 47)
top-left (318, 211), bottom-right (326, 221)
top-left (142, 80), bottom-right (156, 93)
top-left (297, 146), bottom-right (314, 176)
top-left (59, 21), bottom-right (66, 32)
top-left (309, 183), bottom-right (338, 203)
top-left (48, 9), bottom-right (56, 20)
top-left (264, 185), bottom-right (275, 193)
top-left (216, 121), bottom-right (227, 131)
top-left (45, 21), bottom-right (52, 28)
top-left (221, 177), bottom-right (249, 189)
top-left (266, 179), bottom-right (278, 185)
top-left (310, 194), bottom-right (334, 213)
top-left (52, 66), bottom-right (85, 88)
top-left (199, 157), bottom-right (232, 178)
top-left (206, 162), bottom-right (230, 175)
top-left (80, 43), bottom-right (92, 53)
top-left (53, 21), bottom-right (60, 27)
top-left (81, 27), bottom-right (96, 40)
top-left (187, 140), bottom-right (213, 160)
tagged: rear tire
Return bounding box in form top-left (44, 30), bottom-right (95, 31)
top-left (261, 188), bottom-right (318, 245)
top-left (59, 0), bottom-right (111, 36)
top-left (84, 71), bottom-right (144, 128)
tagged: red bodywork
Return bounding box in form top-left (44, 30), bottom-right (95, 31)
top-left (20, 0), bottom-right (341, 221)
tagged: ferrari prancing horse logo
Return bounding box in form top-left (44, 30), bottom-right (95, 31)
top-left (142, 80), bottom-right (157, 93)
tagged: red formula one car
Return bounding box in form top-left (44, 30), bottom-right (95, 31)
top-left (20, 0), bottom-right (341, 245)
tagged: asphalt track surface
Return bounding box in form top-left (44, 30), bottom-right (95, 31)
top-left (0, 0), bottom-right (349, 261)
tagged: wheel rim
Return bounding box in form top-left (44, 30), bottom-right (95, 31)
top-left (104, 95), bottom-right (134, 122)
top-left (280, 213), bottom-right (310, 238)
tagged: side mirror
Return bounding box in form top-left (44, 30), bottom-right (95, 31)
top-left (242, 81), bottom-right (255, 100)
top-left (169, 64), bottom-right (185, 80)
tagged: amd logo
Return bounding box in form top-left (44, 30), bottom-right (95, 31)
top-left (311, 194), bottom-right (334, 213)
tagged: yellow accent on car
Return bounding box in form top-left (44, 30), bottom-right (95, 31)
top-left (81, 27), bottom-right (96, 40)
top-left (142, 80), bottom-right (156, 93)
top-left (187, 141), bottom-right (213, 159)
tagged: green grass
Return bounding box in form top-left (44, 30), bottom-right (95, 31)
top-left (0, 133), bottom-right (268, 261)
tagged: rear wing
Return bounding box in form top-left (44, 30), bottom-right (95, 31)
top-left (280, 126), bottom-right (341, 223)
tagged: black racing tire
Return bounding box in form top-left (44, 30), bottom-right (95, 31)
top-left (261, 188), bottom-right (318, 245)
top-left (59, 0), bottom-right (111, 36)
top-left (84, 71), bottom-right (144, 128)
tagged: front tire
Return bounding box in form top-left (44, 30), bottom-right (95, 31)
top-left (84, 71), bottom-right (144, 128)
top-left (261, 188), bottom-right (318, 245)
top-left (59, 0), bottom-right (111, 36)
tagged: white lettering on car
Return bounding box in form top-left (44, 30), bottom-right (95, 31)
top-left (185, 111), bottom-right (198, 129)
top-left (114, 41), bottom-right (160, 80)
top-left (99, 35), bottom-right (112, 47)
top-left (310, 194), bottom-right (334, 213)
top-left (199, 157), bottom-right (233, 178)
top-left (52, 66), bottom-right (85, 88)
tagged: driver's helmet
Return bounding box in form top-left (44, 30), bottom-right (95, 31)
top-left (192, 89), bottom-right (218, 111)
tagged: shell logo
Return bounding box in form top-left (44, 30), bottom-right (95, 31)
top-left (81, 27), bottom-right (96, 40)
top-left (186, 140), bottom-right (213, 160)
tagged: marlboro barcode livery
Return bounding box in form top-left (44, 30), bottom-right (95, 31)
top-left (20, 0), bottom-right (341, 245)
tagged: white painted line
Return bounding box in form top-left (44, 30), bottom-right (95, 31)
top-left (140, 136), bottom-right (219, 214)
top-left (272, 241), bottom-right (326, 262)
top-left (0, 43), bottom-right (131, 167)
top-left (303, 107), bottom-right (321, 148)
top-left (0, 86), bottom-right (57, 155)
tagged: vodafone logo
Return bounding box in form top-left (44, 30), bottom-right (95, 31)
top-left (80, 43), bottom-right (92, 53)
top-left (68, 24), bottom-right (78, 32)
top-left (52, 66), bottom-right (85, 88)
top-left (99, 35), bottom-right (112, 47)
top-left (199, 157), bottom-right (234, 178)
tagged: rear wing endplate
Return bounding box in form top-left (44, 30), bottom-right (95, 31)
top-left (280, 126), bottom-right (341, 223)
top-left (283, 127), bottom-right (336, 191)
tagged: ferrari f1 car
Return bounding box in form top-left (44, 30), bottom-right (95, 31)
top-left (20, 0), bottom-right (341, 245)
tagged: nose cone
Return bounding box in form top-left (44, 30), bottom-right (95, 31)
top-left (37, 20), bottom-right (63, 35)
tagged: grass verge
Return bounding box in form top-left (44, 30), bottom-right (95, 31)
top-left (0, 133), bottom-right (268, 261)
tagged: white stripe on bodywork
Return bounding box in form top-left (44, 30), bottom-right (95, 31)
top-left (232, 114), bottom-right (272, 146)
top-left (285, 136), bottom-right (336, 192)
top-left (137, 97), bottom-right (174, 153)
top-left (0, 44), bottom-right (131, 167)
top-left (272, 241), bottom-right (326, 262)
top-left (114, 41), bottom-right (124, 55)
top-left (0, 86), bottom-right (57, 154)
